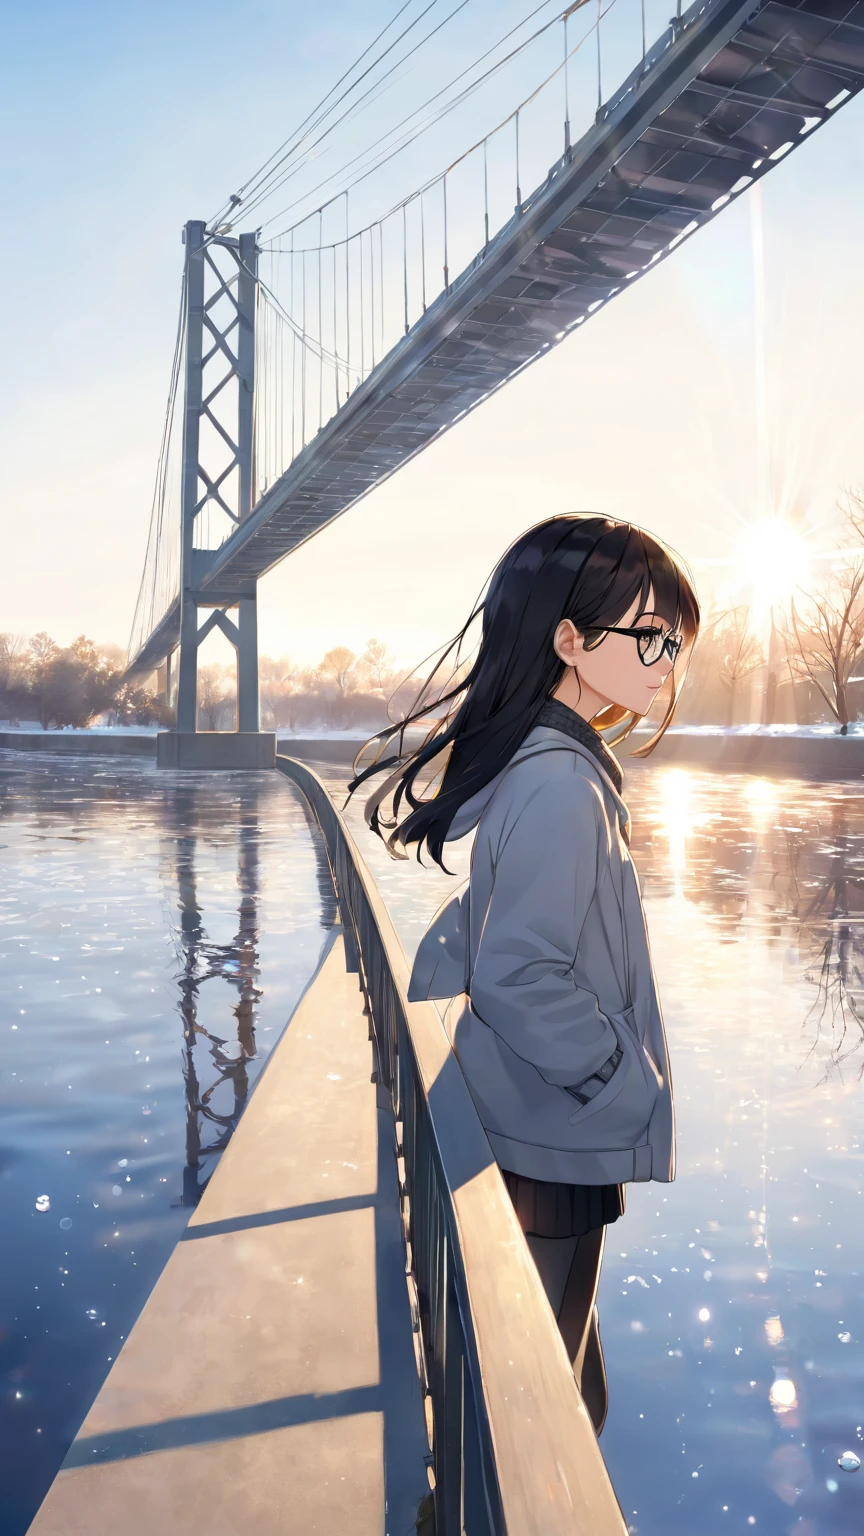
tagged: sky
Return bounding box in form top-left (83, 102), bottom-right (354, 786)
top-left (3, 0), bottom-right (864, 670)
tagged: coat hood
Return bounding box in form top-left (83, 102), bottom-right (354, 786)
top-left (444, 724), bottom-right (630, 843)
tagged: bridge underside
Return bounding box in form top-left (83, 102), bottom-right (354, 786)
top-left (129, 0), bottom-right (864, 676)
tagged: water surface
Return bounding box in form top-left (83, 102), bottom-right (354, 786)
top-left (315, 758), bottom-right (864, 1536)
top-left (0, 756), bottom-right (333, 1534)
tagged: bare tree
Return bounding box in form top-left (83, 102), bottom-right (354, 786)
top-left (318, 647), bottom-right (357, 698)
top-left (357, 637), bottom-right (397, 695)
top-left (717, 606), bottom-right (765, 727)
top-left (0, 634), bottom-right (29, 707)
top-left (259, 656), bottom-right (299, 730)
top-left (788, 558), bottom-right (864, 734)
top-left (198, 665), bottom-right (234, 730)
top-left (843, 487), bottom-right (864, 545)
top-left (0, 632), bottom-right (27, 672)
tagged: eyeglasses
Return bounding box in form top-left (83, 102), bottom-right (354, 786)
top-left (581, 622), bottom-right (683, 667)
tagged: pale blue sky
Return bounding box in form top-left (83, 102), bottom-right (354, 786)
top-left (3, 0), bottom-right (864, 666)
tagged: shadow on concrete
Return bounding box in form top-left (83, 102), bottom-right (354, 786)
top-left (63, 1385), bottom-right (384, 1468)
top-left (181, 1192), bottom-right (377, 1241)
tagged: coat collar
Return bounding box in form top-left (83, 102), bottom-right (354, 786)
top-left (445, 723), bottom-right (631, 842)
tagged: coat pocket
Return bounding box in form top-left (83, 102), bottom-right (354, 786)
top-left (565, 1007), bottom-right (658, 1129)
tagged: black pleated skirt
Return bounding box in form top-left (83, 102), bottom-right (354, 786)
top-left (502, 1169), bottom-right (626, 1239)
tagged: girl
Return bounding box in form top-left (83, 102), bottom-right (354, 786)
top-left (348, 513), bottom-right (699, 1436)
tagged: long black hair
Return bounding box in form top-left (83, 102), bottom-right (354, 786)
top-left (346, 513), bottom-right (699, 869)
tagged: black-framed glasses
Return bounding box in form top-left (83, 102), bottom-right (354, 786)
top-left (581, 622), bottom-right (683, 667)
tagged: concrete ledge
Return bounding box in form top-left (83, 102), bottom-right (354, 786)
top-left (0, 732), bottom-right (157, 757)
top-left (627, 730), bottom-right (864, 777)
top-left (276, 737), bottom-right (368, 764)
top-left (156, 732), bottom-right (276, 769)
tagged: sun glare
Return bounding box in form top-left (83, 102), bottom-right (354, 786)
top-left (655, 769), bottom-right (713, 886)
top-left (733, 517), bottom-right (813, 619)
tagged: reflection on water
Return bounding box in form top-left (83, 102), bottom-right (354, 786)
top-left (315, 759), bottom-right (864, 1536)
top-left (171, 821), bottom-right (263, 1208)
top-left (0, 757), bottom-right (332, 1535)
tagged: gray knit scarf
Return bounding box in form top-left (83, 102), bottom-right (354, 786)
top-left (534, 698), bottom-right (624, 795)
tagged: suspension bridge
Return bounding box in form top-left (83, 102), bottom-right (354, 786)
top-left (126, 0), bottom-right (864, 762)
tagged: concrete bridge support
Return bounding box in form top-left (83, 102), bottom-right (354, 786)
top-left (159, 219), bottom-right (274, 769)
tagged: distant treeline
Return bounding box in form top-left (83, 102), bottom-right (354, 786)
top-left (197, 640), bottom-right (439, 734)
top-left (0, 634), bottom-right (447, 735)
top-left (0, 634), bottom-right (171, 729)
top-left (3, 591), bottom-right (863, 737)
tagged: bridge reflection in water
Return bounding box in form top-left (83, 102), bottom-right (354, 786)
top-left (167, 783), bottom-right (341, 1209)
top-left (172, 816), bottom-right (263, 1208)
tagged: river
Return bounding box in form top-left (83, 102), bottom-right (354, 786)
top-left (2, 751), bottom-right (863, 1535)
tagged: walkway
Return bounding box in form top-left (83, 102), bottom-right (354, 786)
top-left (28, 927), bottom-right (430, 1535)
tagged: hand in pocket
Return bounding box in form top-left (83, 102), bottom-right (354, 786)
top-left (563, 1044), bottom-right (624, 1106)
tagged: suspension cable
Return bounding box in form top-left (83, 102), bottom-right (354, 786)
top-left (228, 0), bottom-right (475, 226)
top-left (258, 0), bottom-right (569, 238)
top-left (209, 0), bottom-right (446, 228)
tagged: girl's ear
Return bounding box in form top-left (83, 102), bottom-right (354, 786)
top-left (553, 618), bottom-right (581, 666)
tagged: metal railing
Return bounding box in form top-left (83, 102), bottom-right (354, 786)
top-left (277, 755), bottom-right (628, 1536)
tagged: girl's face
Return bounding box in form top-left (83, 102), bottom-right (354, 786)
top-left (554, 589), bottom-right (680, 718)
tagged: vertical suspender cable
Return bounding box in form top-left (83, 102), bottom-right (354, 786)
top-left (360, 231), bottom-right (366, 379)
top-left (420, 192), bottom-right (427, 311)
top-left (301, 251), bottom-right (307, 447)
top-left (318, 210), bottom-right (324, 432)
top-left (260, 292), bottom-right (266, 495)
top-left (259, 295), bottom-right (266, 493)
top-left (564, 14), bottom-right (571, 153)
top-left (266, 255), bottom-right (271, 494)
top-left (274, 253), bottom-right (280, 477)
top-left (403, 205), bottom-right (409, 335)
top-left (515, 110), bottom-right (522, 212)
top-left (339, 191), bottom-right (345, 393)
top-left (443, 174), bottom-right (449, 295)
top-left (251, 275), bottom-right (260, 502)
top-left (333, 244), bottom-right (339, 410)
top-left (483, 139), bottom-right (489, 249)
top-left (275, 251), bottom-right (282, 473)
top-left (596, 0), bottom-right (603, 112)
top-left (290, 232), bottom-right (296, 462)
top-left (375, 221), bottom-right (381, 357)
top-left (370, 225), bottom-right (376, 369)
top-left (271, 276), bottom-right (276, 489)
top-left (641, 0), bottom-right (647, 59)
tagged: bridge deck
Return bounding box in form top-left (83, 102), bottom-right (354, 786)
top-left (27, 929), bottom-right (430, 1536)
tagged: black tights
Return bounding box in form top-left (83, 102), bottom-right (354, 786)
top-left (523, 1226), bottom-right (608, 1433)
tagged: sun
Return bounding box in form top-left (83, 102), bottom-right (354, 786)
top-left (731, 516), bottom-right (813, 622)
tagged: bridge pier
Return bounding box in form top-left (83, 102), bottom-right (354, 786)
top-left (157, 729), bottom-right (275, 769)
top-left (158, 218), bottom-right (274, 769)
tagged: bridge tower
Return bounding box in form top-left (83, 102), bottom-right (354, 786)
top-left (157, 219), bottom-right (275, 769)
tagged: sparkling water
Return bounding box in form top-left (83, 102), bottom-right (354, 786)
top-left (0, 756), bottom-right (333, 1534)
top-left (316, 757), bottom-right (864, 1536)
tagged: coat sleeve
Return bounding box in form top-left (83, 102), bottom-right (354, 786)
top-left (407, 879), bottom-right (470, 1002)
top-left (469, 765), bottom-right (620, 1088)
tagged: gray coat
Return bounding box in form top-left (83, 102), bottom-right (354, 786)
top-left (407, 725), bottom-right (675, 1186)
